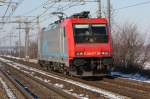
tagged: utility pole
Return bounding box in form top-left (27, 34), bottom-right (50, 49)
top-left (37, 16), bottom-right (41, 58)
top-left (18, 22), bottom-right (21, 57)
top-left (97, 0), bottom-right (102, 18)
top-left (16, 21), bottom-right (32, 61)
top-left (24, 22), bottom-right (30, 61)
top-left (107, 0), bottom-right (111, 28)
top-left (8, 32), bottom-right (17, 56)
top-left (0, 16), bottom-right (36, 59)
top-left (9, 32), bottom-right (12, 55)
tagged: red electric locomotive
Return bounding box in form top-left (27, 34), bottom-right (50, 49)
top-left (38, 11), bottom-right (113, 76)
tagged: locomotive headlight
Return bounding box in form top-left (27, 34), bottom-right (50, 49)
top-left (76, 52), bottom-right (84, 56)
top-left (104, 52), bottom-right (109, 55)
top-left (80, 52), bottom-right (84, 55)
top-left (97, 52), bottom-right (101, 55)
top-left (102, 52), bottom-right (105, 55)
top-left (101, 52), bottom-right (110, 55)
top-left (76, 52), bottom-right (80, 56)
top-left (84, 52), bottom-right (87, 55)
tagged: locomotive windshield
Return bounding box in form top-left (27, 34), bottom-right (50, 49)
top-left (74, 24), bottom-right (108, 43)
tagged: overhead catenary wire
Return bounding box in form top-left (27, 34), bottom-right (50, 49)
top-left (2, 0), bottom-right (12, 19)
top-left (31, 1), bottom-right (86, 28)
top-left (28, 1), bottom-right (56, 23)
top-left (0, 0), bottom-right (25, 50)
top-left (91, 0), bottom-right (150, 19)
top-left (21, 0), bottom-right (98, 15)
top-left (21, 0), bottom-right (50, 15)
top-left (28, 1), bottom-right (85, 39)
top-left (7, 0), bottom-right (25, 18)
top-left (0, 0), bottom-right (25, 29)
top-left (28, 1), bottom-right (88, 39)
top-left (1, 0), bottom-right (87, 32)
top-left (115, 0), bottom-right (150, 10)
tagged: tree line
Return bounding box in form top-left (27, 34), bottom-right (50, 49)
top-left (112, 22), bottom-right (150, 75)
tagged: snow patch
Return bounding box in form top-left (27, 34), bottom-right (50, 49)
top-left (0, 77), bottom-right (16, 99)
top-left (144, 62), bottom-right (150, 70)
top-left (34, 76), bottom-right (50, 83)
top-left (2, 55), bottom-right (38, 64)
top-left (54, 83), bottom-right (64, 88)
top-left (111, 72), bottom-right (150, 83)
top-left (33, 75), bottom-right (88, 99)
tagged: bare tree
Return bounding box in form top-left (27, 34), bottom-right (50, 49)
top-left (142, 44), bottom-right (150, 64)
top-left (112, 23), bottom-right (149, 71)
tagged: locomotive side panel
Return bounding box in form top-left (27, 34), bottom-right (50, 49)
top-left (38, 25), bottom-right (68, 65)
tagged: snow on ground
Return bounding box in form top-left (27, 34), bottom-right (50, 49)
top-left (0, 77), bottom-right (16, 99)
top-left (22, 71), bottom-right (89, 99)
top-left (4, 55), bottom-right (24, 60)
top-left (2, 55), bottom-right (38, 64)
top-left (111, 72), bottom-right (150, 83)
top-left (144, 62), bottom-right (150, 70)
top-left (29, 59), bottom-right (38, 63)
top-left (0, 57), bottom-right (128, 99)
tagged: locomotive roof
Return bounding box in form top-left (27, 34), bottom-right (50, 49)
top-left (63, 18), bottom-right (108, 24)
top-left (42, 17), bottom-right (108, 31)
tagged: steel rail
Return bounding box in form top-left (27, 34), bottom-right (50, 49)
top-left (1, 61), bottom-right (77, 99)
top-left (0, 68), bottom-right (36, 99)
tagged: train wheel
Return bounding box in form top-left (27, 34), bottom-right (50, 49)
top-left (63, 67), bottom-right (69, 75)
top-left (38, 60), bottom-right (44, 67)
top-left (63, 70), bottom-right (68, 75)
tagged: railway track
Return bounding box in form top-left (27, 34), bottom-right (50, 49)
top-left (2, 66), bottom-right (75, 99)
top-left (88, 78), bottom-right (150, 99)
top-left (0, 65), bottom-right (27, 99)
top-left (0, 57), bottom-right (128, 99)
top-left (102, 77), bottom-right (150, 92)
top-left (0, 76), bottom-right (16, 99)
top-left (1, 56), bottom-right (150, 99)
top-left (0, 63), bottom-right (78, 99)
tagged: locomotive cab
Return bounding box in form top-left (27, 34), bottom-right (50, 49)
top-left (65, 18), bottom-right (113, 76)
top-left (72, 24), bottom-right (112, 75)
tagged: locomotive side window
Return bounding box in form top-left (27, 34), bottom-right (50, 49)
top-left (74, 24), bottom-right (108, 43)
top-left (63, 27), bottom-right (66, 37)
